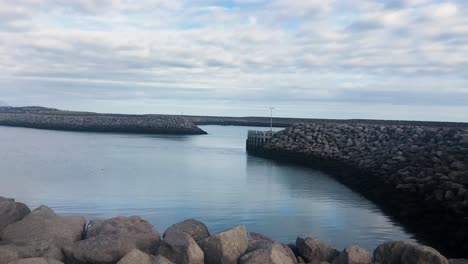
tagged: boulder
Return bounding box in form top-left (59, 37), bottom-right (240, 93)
top-left (116, 249), bottom-right (154, 264)
top-left (163, 219), bottom-right (210, 242)
top-left (240, 243), bottom-right (294, 264)
top-left (154, 255), bottom-right (174, 264)
top-left (374, 241), bottom-right (448, 264)
top-left (199, 225), bottom-right (248, 264)
top-left (158, 229), bottom-right (204, 264)
top-left (1, 206), bottom-right (84, 247)
top-left (0, 197), bottom-right (30, 235)
top-left (449, 259), bottom-right (468, 264)
top-left (332, 245), bottom-right (371, 264)
top-left (0, 241), bottom-right (64, 264)
top-left (64, 216), bottom-right (161, 264)
top-left (7, 258), bottom-right (63, 264)
top-left (296, 237), bottom-right (339, 262)
top-left (247, 232), bottom-right (296, 263)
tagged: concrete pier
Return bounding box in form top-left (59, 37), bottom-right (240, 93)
top-left (246, 130), bottom-right (275, 151)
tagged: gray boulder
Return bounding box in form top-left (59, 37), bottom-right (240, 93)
top-left (154, 255), bottom-right (174, 264)
top-left (374, 241), bottom-right (448, 264)
top-left (117, 249), bottom-right (155, 264)
top-left (240, 243), bottom-right (294, 264)
top-left (7, 258), bottom-right (63, 264)
top-left (158, 229), bottom-right (204, 264)
top-left (163, 219), bottom-right (210, 242)
top-left (0, 241), bottom-right (64, 264)
top-left (64, 216), bottom-right (161, 264)
top-left (332, 245), bottom-right (371, 264)
top-left (247, 232), bottom-right (296, 263)
top-left (1, 206), bottom-right (84, 246)
top-left (449, 259), bottom-right (468, 264)
top-left (199, 225), bottom-right (248, 264)
top-left (296, 237), bottom-right (339, 262)
top-left (0, 197), bottom-right (30, 235)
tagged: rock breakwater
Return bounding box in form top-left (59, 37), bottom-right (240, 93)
top-left (251, 123), bottom-right (468, 257)
top-left (0, 107), bottom-right (206, 135)
top-left (1, 197), bottom-right (466, 264)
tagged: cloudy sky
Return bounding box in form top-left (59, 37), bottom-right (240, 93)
top-left (1, 0), bottom-right (467, 121)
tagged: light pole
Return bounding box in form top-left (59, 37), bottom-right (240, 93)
top-left (269, 107), bottom-right (274, 132)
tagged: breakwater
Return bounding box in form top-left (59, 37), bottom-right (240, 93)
top-left (249, 123), bottom-right (468, 257)
top-left (0, 107), bottom-right (206, 135)
top-left (1, 197), bottom-right (466, 264)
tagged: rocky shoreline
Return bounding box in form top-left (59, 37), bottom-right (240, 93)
top-left (1, 197), bottom-right (466, 264)
top-left (250, 123), bottom-right (468, 258)
top-left (0, 107), bottom-right (206, 135)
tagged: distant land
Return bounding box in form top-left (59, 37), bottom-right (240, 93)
top-left (1, 106), bottom-right (468, 129)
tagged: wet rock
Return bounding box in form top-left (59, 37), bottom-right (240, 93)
top-left (332, 245), bottom-right (371, 264)
top-left (163, 219), bottom-right (210, 242)
top-left (374, 241), bottom-right (448, 264)
top-left (296, 237), bottom-right (339, 262)
top-left (0, 197), bottom-right (30, 235)
top-left (158, 229), bottom-right (204, 264)
top-left (239, 243), bottom-right (294, 264)
top-left (1, 206), bottom-right (85, 246)
top-left (199, 225), bottom-right (248, 264)
top-left (7, 258), bottom-right (63, 264)
top-left (64, 216), bottom-right (161, 264)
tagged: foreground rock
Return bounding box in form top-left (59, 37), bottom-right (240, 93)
top-left (64, 216), bottom-right (161, 264)
top-left (374, 241), bottom-right (448, 264)
top-left (163, 219), bottom-right (210, 242)
top-left (7, 258), bottom-right (63, 264)
top-left (116, 249), bottom-right (175, 264)
top-left (1, 206), bottom-right (85, 246)
top-left (0, 241), bottom-right (64, 264)
top-left (332, 245), bottom-right (372, 264)
top-left (0, 197), bottom-right (30, 235)
top-left (199, 225), bottom-right (248, 264)
top-left (247, 232), bottom-right (296, 263)
top-left (296, 237), bottom-right (339, 263)
top-left (158, 230), bottom-right (204, 264)
top-left (240, 243), bottom-right (295, 264)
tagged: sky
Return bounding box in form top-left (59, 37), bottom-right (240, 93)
top-left (0, 0), bottom-right (467, 121)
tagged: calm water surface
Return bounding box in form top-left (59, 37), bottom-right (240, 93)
top-left (0, 125), bottom-right (414, 250)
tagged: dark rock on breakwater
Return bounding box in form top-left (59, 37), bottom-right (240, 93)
top-left (250, 122), bottom-right (468, 257)
top-left (0, 107), bottom-right (207, 135)
top-left (1, 197), bottom-right (466, 264)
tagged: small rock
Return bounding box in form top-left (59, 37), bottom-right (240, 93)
top-left (158, 229), bottom-right (204, 264)
top-left (450, 161), bottom-right (467, 171)
top-left (153, 255), bottom-right (175, 264)
top-left (199, 225), bottom-right (248, 264)
top-left (163, 219), bottom-right (210, 242)
top-left (374, 241), bottom-right (448, 264)
top-left (332, 245), bottom-right (371, 264)
top-left (296, 237), bottom-right (339, 262)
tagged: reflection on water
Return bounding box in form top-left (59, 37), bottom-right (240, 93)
top-left (0, 125), bottom-right (414, 250)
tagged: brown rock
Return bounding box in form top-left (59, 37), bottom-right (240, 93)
top-left (158, 230), bottom-right (204, 264)
top-left (117, 249), bottom-right (154, 264)
top-left (332, 245), bottom-right (371, 264)
top-left (296, 237), bottom-right (339, 262)
top-left (199, 225), bottom-right (248, 264)
top-left (374, 241), bottom-right (448, 264)
top-left (163, 219), bottom-right (210, 242)
top-left (0, 197), bottom-right (30, 235)
top-left (1, 206), bottom-right (84, 247)
top-left (240, 243), bottom-right (294, 264)
top-left (7, 258), bottom-right (63, 264)
top-left (64, 216), bottom-right (161, 264)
